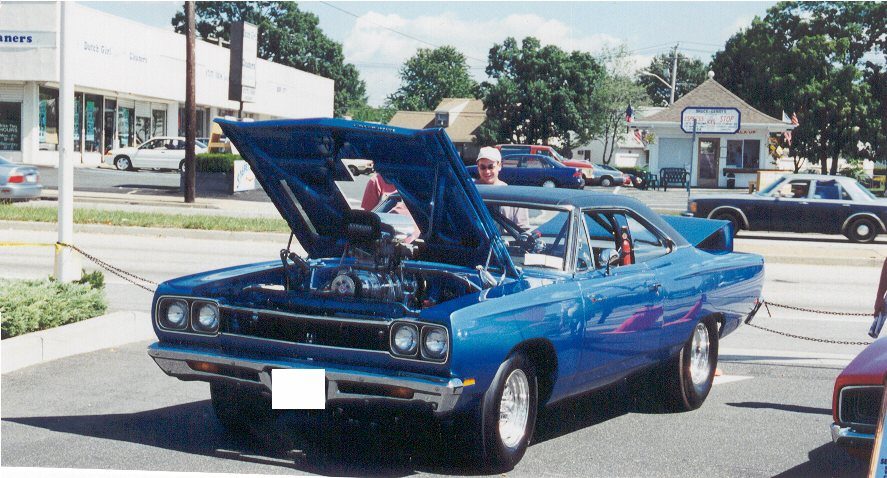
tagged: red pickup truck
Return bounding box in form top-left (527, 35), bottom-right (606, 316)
top-left (496, 144), bottom-right (594, 184)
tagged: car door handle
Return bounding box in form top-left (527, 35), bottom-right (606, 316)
top-left (799, 202), bottom-right (808, 205)
top-left (649, 282), bottom-right (662, 293)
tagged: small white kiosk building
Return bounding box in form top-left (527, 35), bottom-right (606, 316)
top-left (630, 73), bottom-right (795, 188)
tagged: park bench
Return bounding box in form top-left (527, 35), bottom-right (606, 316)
top-left (659, 167), bottom-right (689, 191)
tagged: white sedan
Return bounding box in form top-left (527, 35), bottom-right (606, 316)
top-left (103, 137), bottom-right (207, 172)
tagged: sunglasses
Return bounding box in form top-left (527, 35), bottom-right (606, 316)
top-left (478, 164), bottom-right (498, 170)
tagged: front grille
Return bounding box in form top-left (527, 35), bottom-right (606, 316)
top-left (220, 307), bottom-right (389, 352)
top-left (839, 385), bottom-right (884, 431)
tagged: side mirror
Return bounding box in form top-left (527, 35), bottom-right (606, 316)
top-left (599, 248), bottom-right (620, 274)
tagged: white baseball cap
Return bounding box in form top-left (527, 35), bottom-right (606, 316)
top-left (477, 146), bottom-right (502, 163)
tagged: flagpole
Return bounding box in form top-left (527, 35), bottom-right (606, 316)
top-left (688, 119), bottom-right (696, 205)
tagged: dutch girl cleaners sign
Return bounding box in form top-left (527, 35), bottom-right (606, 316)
top-left (681, 107), bottom-right (741, 134)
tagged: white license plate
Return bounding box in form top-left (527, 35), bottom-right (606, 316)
top-left (25, 175), bottom-right (37, 183)
top-left (271, 369), bottom-right (326, 409)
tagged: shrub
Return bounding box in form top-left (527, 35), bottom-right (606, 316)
top-left (196, 153), bottom-right (241, 173)
top-left (619, 166), bottom-right (648, 176)
top-left (0, 275), bottom-right (107, 339)
top-left (76, 269), bottom-right (105, 290)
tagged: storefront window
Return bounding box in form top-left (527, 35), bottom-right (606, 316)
top-left (117, 106), bottom-right (134, 148)
top-left (84, 94), bottom-right (102, 153)
top-left (0, 101), bottom-right (22, 151)
top-left (103, 99), bottom-right (116, 153)
top-left (726, 139), bottom-right (761, 169)
top-left (152, 109), bottom-right (166, 137)
top-left (39, 87), bottom-right (59, 151)
top-left (136, 115), bottom-right (151, 144)
top-left (178, 106), bottom-right (208, 138)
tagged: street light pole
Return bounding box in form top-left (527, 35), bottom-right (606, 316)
top-left (669, 44), bottom-right (679, 105)
top-left (184, 1), bottom-right (196, 203)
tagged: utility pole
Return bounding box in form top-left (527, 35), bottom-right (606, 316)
top-left (184, 1), bottom-right (196, 203)
top-left (669, 43), bottom-right (679, 105)
top-left (55, 1), bottom-right (80, 282)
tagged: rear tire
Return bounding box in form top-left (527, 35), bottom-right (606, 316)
top-left (600, 177), bottom-right (613, 187)
top-left (541, 179), bottom-right (556, 188)
top-left (348, 165), bottom-right (359, 175)
top-left (711, 211), bottom-right (741, 237)
top-left (661, 318), bottom-right (718, 412)
top-left (846, 217), bottom-right (879, 243)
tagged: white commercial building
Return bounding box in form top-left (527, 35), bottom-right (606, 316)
top-left (0, 1), bottom-right (334, 166)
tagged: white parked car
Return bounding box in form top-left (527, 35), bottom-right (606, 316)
top-left (342, 158), bottom-right (374, 176)
top-left (103, 137), bottom-right (207, 172)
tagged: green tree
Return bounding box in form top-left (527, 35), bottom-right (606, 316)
top-left (594, 47), bottom-right (651, 164)
top-left (476, 37), bottom-right (607, 153)
top-left (711, 1), bottom-right (886, 174)
top-left (347, 105), bottom-right (396, 124)
top-left (636, 51), bottom-right (708, 106)
top-left (171, 1), bottom-right (367, 116)
top-left (387, 46), bottom-right (478, 111)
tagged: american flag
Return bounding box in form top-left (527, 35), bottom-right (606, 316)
top-left (784, 113), bottom-right (799, 145)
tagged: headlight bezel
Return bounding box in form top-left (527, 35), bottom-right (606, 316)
top-left (389, 320), bottom-right (449, 363)
top-left (390, 322), bottom-right (420, 357)
top-left (155, 296), bottom-right (220, 336)
top-left (191, 300), bottom-right (220, 334)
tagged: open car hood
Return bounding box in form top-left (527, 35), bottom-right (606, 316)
top-left (217, 118), bottom-right (517, 277)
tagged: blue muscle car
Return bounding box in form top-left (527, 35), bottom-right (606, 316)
top-left (689, 173), bottom-right (887, 242)
top-left (147, 118), bottom-right (764, 471)
top-left (467, 153), bottom-right (585, 189)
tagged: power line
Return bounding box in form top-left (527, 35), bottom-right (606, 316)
top-left (319, 1), bottom-right (488, 65)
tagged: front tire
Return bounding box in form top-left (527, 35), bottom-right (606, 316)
top-left (846, 217), bottom-right (879, 243)
top-left (662, 318), bottom-right (718, 411)
top-left (478, 352), bottom-right (538, 472)
top-left (600, 176), bottom-right (613, 187)
top-left (178, 160), bottom-right (186, 173)
top-left (711, 211), bottom-right (741, 237)
top-left (114, 156), bottom-right (132, 171)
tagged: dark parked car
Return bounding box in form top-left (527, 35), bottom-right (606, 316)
top-left (467, 153), bottom-right (584, 189)
top-left (0, 156), bottom-right (42, 201)
top-left (147, 118), bottom-right (764, 472)
top-left (690, 173), bottom-right (887, 242)
top-left (495, 144), bottom-right (595, 182)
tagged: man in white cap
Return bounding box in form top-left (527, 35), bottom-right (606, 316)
top-left (475, 146), bottom-right (529, 230)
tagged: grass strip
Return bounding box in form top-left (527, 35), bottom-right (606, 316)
top-left (0, 204), bottom-right (290, 233)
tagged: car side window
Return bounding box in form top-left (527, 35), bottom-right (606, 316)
top-left (140, 139), bottom-right (158, 150)
top-left (775, 180), bottom-right (811, 198)
top-left (575, 218), bottom-right (594, 271)
top-left (583, 210), bottom-right (669, 268)
top-left (525, 158), bottom-right (544, 168)
top-left (502, 157), bottom-right (519, 168)
top-left (813, 180), bottom-right (844, 200)
top-left (626, 215), bottom-right (669, 263)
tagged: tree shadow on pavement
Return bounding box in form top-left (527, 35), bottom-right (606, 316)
top-left (725, 401), bottom-right (832, 415)
top-left (772, 442), bottom-right (869, 478)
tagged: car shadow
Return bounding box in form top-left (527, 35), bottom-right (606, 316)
top-left (772, 442), bottom-right (869, 477)
top-left (725, 401), bottom-right (832, 415)
top-left (738, 233), bottom-right (887, 245)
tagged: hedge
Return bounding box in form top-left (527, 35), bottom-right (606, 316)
top-left (1, 272), bottom-right (107, 339)
top-left (196, 153), bottom-right (241, 173)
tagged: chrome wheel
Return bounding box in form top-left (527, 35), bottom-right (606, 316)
top-left (856, 223), bottom-right (871, 237)
top-left (542, 180), bottom-right (556, 188)
top-left (115, 156), bottom-right (131, 171)
top-left (499, 369), bottom-right (530, 449)
top-left (689, 322), bottom-right (711, 387)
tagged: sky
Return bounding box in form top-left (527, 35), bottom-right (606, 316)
top-left (82, 1), bottom-right (777, 106)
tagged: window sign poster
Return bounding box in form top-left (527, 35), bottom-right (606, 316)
top-left (118, 109), bottom-right (130, 147)
top-left (74, 98), bottom-right (82, 143)
top-left (85, 101), bottom-right (95, 142)
top-left (39, 101), bottom-right (46, 142)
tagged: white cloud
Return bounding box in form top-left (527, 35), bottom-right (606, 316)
top-left (343, 11), bottom-right (628, 106)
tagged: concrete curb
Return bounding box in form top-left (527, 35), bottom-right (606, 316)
top-left (1, 311), bottom-right (154, 374)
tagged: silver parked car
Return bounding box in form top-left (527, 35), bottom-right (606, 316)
top-left (0, 156), bottom-right (42, 202)
top-left (103, 136), bottom-right (208, 172)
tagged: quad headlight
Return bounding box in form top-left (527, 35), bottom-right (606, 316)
top-left (158, 298), bottom-right (189, 330)
top-left (422, 326), bottom-right (448, 360)
top-left (156, 297), bottom-right (220, 335)
top-left (390, 321), bottom-right (449, 362)
top-left (192, 301), bottom-right (220, 333)
top-left (391, 323), bottom-right (419, 356)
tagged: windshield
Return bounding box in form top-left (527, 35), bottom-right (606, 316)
top-left (757, 176), bottom-right (787, 196)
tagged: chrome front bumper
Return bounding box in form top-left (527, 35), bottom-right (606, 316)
top-left (147, 342), bottom-right (464, 415)
top-left (830, 423), bottom-right (874, 446)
